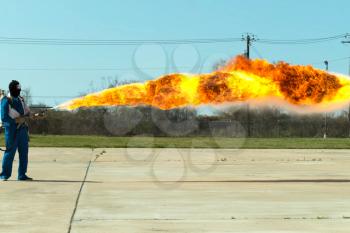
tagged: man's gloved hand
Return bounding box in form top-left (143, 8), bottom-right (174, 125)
top-left (15, 117), bottom-right (26, 125)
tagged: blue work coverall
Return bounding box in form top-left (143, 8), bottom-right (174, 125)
top-left (0, 97), bottom-right (29, 179)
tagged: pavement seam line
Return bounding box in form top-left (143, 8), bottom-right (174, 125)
top-left (67, 160), bottom-right (92, 233)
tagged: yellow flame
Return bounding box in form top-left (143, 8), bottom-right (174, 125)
top-left (57, 56), bottom-right (350, 112)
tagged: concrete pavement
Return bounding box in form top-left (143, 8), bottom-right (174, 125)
top-left (1, 148), bottom-right (350, 232)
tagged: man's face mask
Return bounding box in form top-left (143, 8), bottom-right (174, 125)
top-left (10, 84), bottom-right (21, 97)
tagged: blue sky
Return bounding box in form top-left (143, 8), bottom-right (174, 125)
top-left (0, 0), bottom-right (349, 106)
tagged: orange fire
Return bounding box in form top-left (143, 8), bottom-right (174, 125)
top-left (58, 56), bottom-right (350, 111)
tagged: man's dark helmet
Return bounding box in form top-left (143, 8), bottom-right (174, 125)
top-left (9, 80), bottom-right (21, 98)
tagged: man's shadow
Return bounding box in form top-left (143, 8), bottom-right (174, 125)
top-left (8, 179), bottom-right (101, 183)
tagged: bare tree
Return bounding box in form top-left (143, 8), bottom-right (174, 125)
top-left (21, 88), bottom-right (32, 106)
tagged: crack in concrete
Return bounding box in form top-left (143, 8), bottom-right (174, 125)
top-left (67, 160), bottom-right (92, 233)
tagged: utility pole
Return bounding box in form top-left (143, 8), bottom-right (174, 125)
top-left (324, 60), bottom-right (329, 139)
top-left (347, 57), bottom-right (350, 138)
top-left (242, 34), bottom-right (257, 137)
top-left (348, 57), bottom-right (350, 137)
top-left (342, 35), bottom-right (350, 137)
top-left (242, 33), bottom-right (257, 59)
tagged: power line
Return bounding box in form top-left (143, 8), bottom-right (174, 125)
top-left (2, 57), bottom-right (348, 71)
top-left (256, 33), bottom-right (348, 45)
top-left (0, 33), bottom-right (347, 46)
top-left (0, 37), bottom-right (243, 45)
top-left (342, 34), bottom-right (350, 44)
top-left (310, 56), bottom-right (350, 65)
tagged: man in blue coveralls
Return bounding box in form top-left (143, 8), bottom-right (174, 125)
top-left (0, 80), bottom-right (32, 181)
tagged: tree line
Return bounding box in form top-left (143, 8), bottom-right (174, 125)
top-left (27, 105), bottom-right (350, 138)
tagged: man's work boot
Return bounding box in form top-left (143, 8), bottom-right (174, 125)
top-left (0, 174), bottom-right (9, 181)
top-left (18, 175), bottom-right (33, 181)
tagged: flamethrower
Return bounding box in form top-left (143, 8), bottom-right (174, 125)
top-left (0, 106), bottom-right (51, 152)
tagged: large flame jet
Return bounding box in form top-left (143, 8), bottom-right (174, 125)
top-left (58, 56), bottom-right (350, 112)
